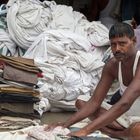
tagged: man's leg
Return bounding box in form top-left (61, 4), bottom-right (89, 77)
top-left (75, 99), bottom-right (127, 138)
top-left (76, 98), bottom-right (140, 139)
top-left (75, 98), bottom-right (125, 130)
top-left (129, 122), bottom-right (140, 140)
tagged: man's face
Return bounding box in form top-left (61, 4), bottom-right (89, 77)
top-left (110, 36), bottom-right (136, 61)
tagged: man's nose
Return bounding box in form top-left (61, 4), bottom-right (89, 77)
top-left (116, 44), bottom-right (121, 51)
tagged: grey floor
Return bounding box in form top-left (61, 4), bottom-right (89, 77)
top-left (40, 98), bottom-right (140, 140)
top-left (40, 112), bottom-right (119, 140)
top-left (41, 111), bottom-right (74, 124)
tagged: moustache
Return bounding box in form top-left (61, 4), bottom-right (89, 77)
top-left (114, 52), bottom-right (124, 56)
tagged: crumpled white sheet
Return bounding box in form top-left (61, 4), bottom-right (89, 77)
top-left (23, 29), bottom-right (105, 102)
top-left (23, 29), bottom-right (92, 61)
top-left (74, 19), bottom-right (109, 47)
top-left (49, 99), bottom-right (76, 111)
top-left (0, 132), bottom-right (29, 140)
top-left (23, 31), bottom-right (104, 101)
top-left (0, 29), bottom-right (17, 56)
top-left (34, 97), bottom-right (51, 116)
top-left (6, 0), bottom-right (109, 50)
top-left (36, 64), bottom-right (102, 102)
top-left (7, 0), bottom-right (53, 49)
top-left (28, 126), bottom-right (70, 140)
top-left (49, 5), bottom-right (80, 31)
top-left (49, 4), bottom-right (109, 46)
top-left (5, 0), bottom-right (111, 112)
top-left (0, 125), bottom-right (70, 140)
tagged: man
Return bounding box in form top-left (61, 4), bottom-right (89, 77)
top-left (46, 23), bottom-right (140, 139)
top-left (88, 0), bottom-right (120, 29)
top-left (134, 7), bottom-right (140, 50)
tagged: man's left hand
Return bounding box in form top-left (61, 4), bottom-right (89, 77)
top-left (68, 129), bottom-right (88, 137)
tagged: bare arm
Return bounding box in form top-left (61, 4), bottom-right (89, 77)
top-left (78, 66), bottom-right (140, 135)
top-left (64, 60), bottom-right (115, 128)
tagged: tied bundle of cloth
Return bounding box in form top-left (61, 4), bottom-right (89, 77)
top-left (0, 55), bottom-right (42, 118)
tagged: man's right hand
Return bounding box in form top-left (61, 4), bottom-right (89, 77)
top-left (44, 122), bottom-right (66, 131)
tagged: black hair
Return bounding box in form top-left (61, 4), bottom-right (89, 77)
top-left (109, 22), bottom-right (135, 39)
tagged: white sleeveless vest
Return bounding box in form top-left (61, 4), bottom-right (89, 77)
top-left (118, 51), bottom-right (140, 95)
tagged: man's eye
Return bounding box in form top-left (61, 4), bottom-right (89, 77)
top-left (111, 44), bottom-right (116, 47)
top-left (120, 42), bottom-right (125, 46)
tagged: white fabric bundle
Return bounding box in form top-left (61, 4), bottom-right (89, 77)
top-left (23, 29), bottom-right (92, 61)
top-left (28, 126), bottom-right (70, 140)
top-left (23, 29), bottom-right (104, 101)
top-left (0, 29), bottom-right (17, 56)
top-left (75, 19), bottom-right (109, 47)
top-left (49, 4), bottom-right (109, 47)
top-left (7, 0), bottom-right (109, 50)
top-left (6, 0), bottom-right (110, 110)
top-left (7, 0), bottom-right (54, 49)
top-left (0, 125), bottom-right (70, 140)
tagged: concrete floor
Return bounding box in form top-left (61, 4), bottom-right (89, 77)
top-left (41, 111), bottom-right (74, 124)
top-left (40, 111), bottom-right (118, 140)
top-left (40, 98), bottom-right (140, 140)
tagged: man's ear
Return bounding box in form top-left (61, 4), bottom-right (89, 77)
top-left (132, 36), bottom-right (137, 44)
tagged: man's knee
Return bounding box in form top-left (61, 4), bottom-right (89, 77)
top-left (129, 122), bottom-right (140, 138)
top-left (75, 99), bottom-right (86, 110)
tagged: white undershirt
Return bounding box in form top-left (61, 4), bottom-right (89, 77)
top-left (118, 51), bottom-right (140, 95)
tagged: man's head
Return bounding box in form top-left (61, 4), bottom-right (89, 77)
top-left (109, 23), bottom-right (136, 61)
top-left (109, 22), bottom-right (135, 39)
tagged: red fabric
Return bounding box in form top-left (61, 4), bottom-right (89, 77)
top-left (37, 72), bottom-right (43, 78)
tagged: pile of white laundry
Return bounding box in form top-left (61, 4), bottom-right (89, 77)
top-left (0, 0), bottom-right (119, 114)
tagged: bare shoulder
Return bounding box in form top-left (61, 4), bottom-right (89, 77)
top-left (103, 57), bottom-right (118, 78)
top-left (135, 57), bottom-right (140, 77)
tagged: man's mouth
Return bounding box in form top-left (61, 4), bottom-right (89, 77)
top-left (114, 52), bottom-right (123, 56)
top-left (114, 53), bottom-right (124, 59)
top-left (115, 54), bottom-right (122, 57)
